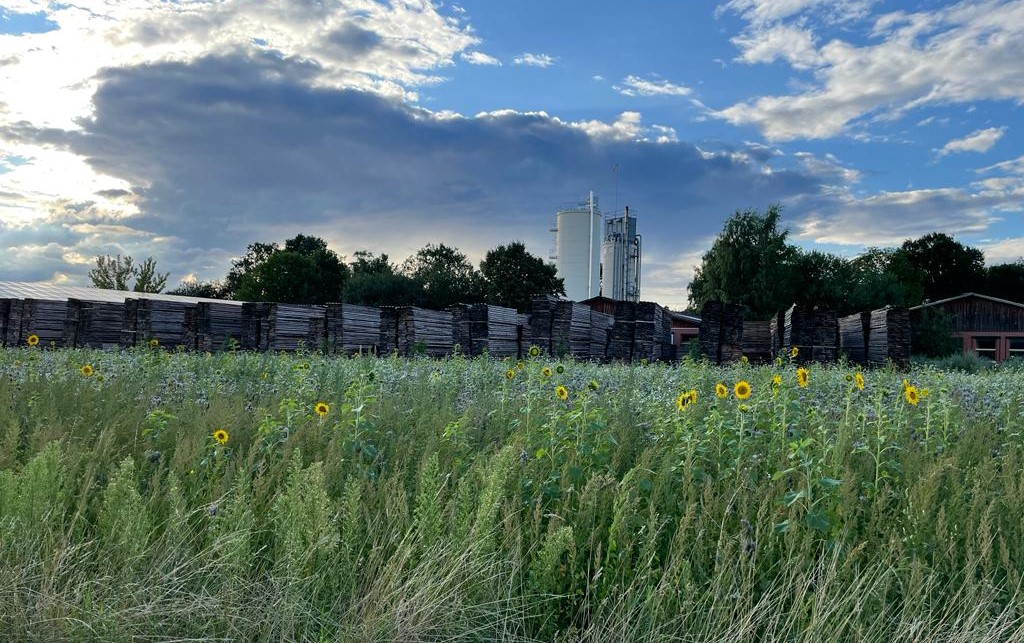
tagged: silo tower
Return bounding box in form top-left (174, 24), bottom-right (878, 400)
top-left (552, 191), bottom-right (603, 301)
top-left (601, 206), bottom-right (642, 301)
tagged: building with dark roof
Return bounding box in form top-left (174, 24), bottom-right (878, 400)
top-left (910, 292), bottom-right (1024, 362)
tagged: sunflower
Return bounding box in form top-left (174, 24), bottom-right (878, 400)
top-left (555, 385), bottom-right (569, 401)
top-left (542, 367), bottom-right (552, 377)
top-left (505, 369), bottom-right (516, 380)
top-left (734, 380), bottom-right (752, 400)
top-left (516, 362), bottom-right (525, 370)
top-left (555, 364), bottom-right (565, 374)
top-left (80, 364), bottom-right (94, 377)
top-left (212, 429), bottom-right (229, 445)
top-left (920, 388), bottom-right (930, 398)
top-left (771, 374), bottom-right (782, 387)
top-left (775, 357), bottom-right (783, 366)
top-left (314, 401), bottom-right (330, 417)
top-left (715, 382), bottom-right (729, 398)
top-left (740, 355), bottom-right (749, 364)
top-left (26, 334), bottom-right (40, 347)
top-left (796, 367), bottom-right (809, 388)
top-left (904, 385), bottom-right (920, 406)
top-left (528, 345), bottom-right (541, 358)
top-left (789, 346), bottom-right (799, 359)
top-left (855, 372), bottom-right (865, 390)
top-left (676, 389), bottom-right (697, 411)
top-left (149, 338), bottom-right (160, 348)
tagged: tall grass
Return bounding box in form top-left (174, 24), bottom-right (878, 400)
top-left (1, 347), bottom-right (1023, 641)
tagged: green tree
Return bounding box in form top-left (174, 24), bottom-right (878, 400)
top-left (791, 250), bottom-right (854, 313)
top-left (167, 278), bottom-right (227, 299)
top-left (343, 251), bottom-right (424, 307)
top-left (687, 205), bottom-right (797, 318)
top-left (986, 261), bottom-right (1024, 302)
top-left (224, 242), bottom-right (279, 297)
top-left (895, 233), bottom-right (986, 302)
top-left (479, 241), bottom-right (564, 311)
top-left (229, 235), bottom-right (348, 304)
top-left (847, 248), bottom-right (921, 311)
top-left (88, 254), bottom-right (168, 293)
top-left (402, 243), bottom-right (484, 309)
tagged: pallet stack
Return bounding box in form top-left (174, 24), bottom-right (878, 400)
top-left (783, 304), bottom-right (837, 363)
top-left (450, 303), bottom-right (520, 358)
top-left (4, 299), bottom-right (70, 347)
top-left (741, 320), bottom-right (772, 363)
top-left (325, 303), bottom-right (381, 355)
top-left (517, 313), bottom-right (533, 358)
top-left (698, 301), bottom-right (745, 364)
top-left (590, 310), bottom-right (614, 361)
top-left (123, 299), bottom-right (197, 349)
top-left (552, 301), bottom-right (592, 359)
top-left (66, 299), bottom-right (126, 349)
top-left (608, 300), bottom-right (638, 362)
top-left (242, 303), bottom-right (326, 352)
top-left (868, 306), bottom-right (911, 368)
top-left (839, 312), bottom-right (872, 366)
top-left (194, 302), bottom-right (244, 352)
top-left (381, 306), bottom-right (455, 357)
top-left (633, 302), bottom-right (672, 363)
top-left (527, 296), bottom-right (559, 356)
top-left (0, 299), bottom-right (11, 346)
top-left (768, 310), bottom-right (785, 359)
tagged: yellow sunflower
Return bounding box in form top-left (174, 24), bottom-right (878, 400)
top-left (555, 385), bottom-right (569, 401)
top-left (542, 367), bottom-right (552, 377)
top-left (715, 382), bottom-right (729, 398)
top-left (26, 334), bottom-right (40, 347)
top-left (789, 346), bottom-right (799, 359)
top-left (771, 374), bottom-right (782, 387)
top-left (855, 372), bottom-right (865, 390)
top-left (775, 357), bottom-right (783, 366)
top-left (676, 389), bottom-right (697, 410)
top-left (314, 401), bottom-right (330, 417)
top-left (740, 355), bottom-right (749, 364)
top-left (212, 429), bottom-right (229, 445)
top-left (796, 367), bottom-right (809, 388)
top-left (80, 364), bottom-right (94, 377)
top-left (734, 380), bottom-right (752, 400)
top-left (920, 388), bottom-right (930, 398)
top-left (528, 345), bottom-right (541, 358)
top-left (149, 338), bottom-right (160, 348)
top-left (516, 362), bottom-right (525, 370)
top-left (904, 385), bottom-right (920, 406)
top-left (505, 369), bottom-right (516, 380)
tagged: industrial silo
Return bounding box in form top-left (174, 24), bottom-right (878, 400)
top-left (554, 192), bottom-right (603, 301)
top-left (600, 206), bottom-right (641, 301)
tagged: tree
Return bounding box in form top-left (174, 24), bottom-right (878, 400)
top-left (88, 254), bottom-right (168, 293)
top-left (791, 250), bottom-right (854, 313)
top-left (479, 241), bottom-right (564, 311)
top-left (895, 233), bottom-right (986, 303)
top-left (226, 234), bottom-right (349, 304)
top-left (402, 243), bottom-right (484, 309)
top-left (343, 251), bottom-right (424, 307)
top-left (167, 278), bottom-right (227, 299)
top-left (847, 247), bottom-right (922, 311)
top-left (687, 205), bottom-right (797, 318)
top-left (987, 261), bottom-right (1024, 302)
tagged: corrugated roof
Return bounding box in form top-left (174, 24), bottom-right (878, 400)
top-left (909, 292), bottom-right (1024, 311)
top-left (0, 281), bottom-right (243, 306)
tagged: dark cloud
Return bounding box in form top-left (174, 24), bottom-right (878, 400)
top-left (326, 23), bottom-right (383, 56)
top-left (5, 53), bottom-right (829, 301)
top-left (94, 188), bottom-right (134, 199)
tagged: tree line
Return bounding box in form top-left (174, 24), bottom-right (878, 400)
top-left (687, 205), bottom-right (1024, 319)
top-left (90, 235), bottom-right (565, 312)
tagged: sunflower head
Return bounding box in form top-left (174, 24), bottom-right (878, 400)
top-left (555, 385), bottom-right (569, 401)
top-left (212, 429), bottom-right (229, 445)
top-left (26, 334), bottom-right (40, 347)
top-left (542, 367), bottom-right (552, 377)
top-left (555, 364), bottom-right (565, 374)
top-left (80, 364), bottom-right (94, 377)
top-left (904, 385), bottom-right (920, 406)
top-left (771, 374), bottom-right (782, 387)
top-left (505, 369), bottom-right (516, 380)
top-left (149, 338), bottom-right (160, 348)
top-left (920, 388), bottom-right (930, 398)
top-left (715, 382), bottom-right (729, 398)
top-left (528, 345), bottom-right (541, 358)
top-left (775, 357), bottom-right (783, 366)
top-left (314, 401), bottom-right (330, 417)
top-left (676, 389), bottom-right (697, 411)
top-left (796, 367), bottom-right (810, 388)
top-left (789, 346), bottom-right (799, 359)
top-left (734, 380), bottom-right (752, 400)
top-left (855, 372), bottom-right (865, 390)
top-left (740, 355), bottom-right (749, 364)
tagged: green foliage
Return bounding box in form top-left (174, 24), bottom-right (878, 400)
top-left (479, 241), bottom-right (564, 311)
top-left (1, 349), bottom-right (1024, 640)
top-left (344, 251), bottom-right (425, 307)
top-left (912, 307), bottom-right (962, 357)
top-left (897, 232), bottom-right (986, 302)
top-left (167, 277), bottom-right (227, 298)
top-left (88, 254), bottom-right (169, 293)
top-left (986, 260), bottom-right (1024, 302)
top-left (234, 234), bottom-right (349, 304)
top-left (402, 243), bottom-right (485, 309)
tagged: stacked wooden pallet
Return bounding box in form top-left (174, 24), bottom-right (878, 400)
top-left (633, 302), bottom-right (672, 363)
top-left (783, 304), bottom-right (837, 363)
top-left (243, 303), bottom-right (326, 352)
top-left (553, 301), bottom-right (592, 359)
top-left (698, 301), bottom-right (745, 364)
top-left (123, 299), bottom-right (197, 349)
top-left (381, 306), bottom-right (455, 357)
top-left (0, 299), bottom-right (10, 346)
top-left (527, 296), bottom-right (559, 356)
top-left (590, 310), bottom-right (614, 361)
top-left (868, 306), bottom-right (911, 368)
top-left (768, 310), bottom-right (785, 359)
top-left (608, 300), bottom-right (638, 362)
top-left (325, 303), bottom-right (381, 355)
top-left (517, 313), bottom-right (533, 358)
top-left (195, 302), bottom-right (244, 352)
top-left (812, 308), bottom-right (838, 362)
top-left (450, 303), bottom-right (520, 357)
top-left (66, 299), bottom-right (126, 349)
top-left (741, 320), bottom-right (772, 363)
top-left (839, 312), bottom-right (872, 366)
top-left (4, 299), bottom-right (70, 347)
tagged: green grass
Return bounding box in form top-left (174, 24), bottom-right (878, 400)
top-left (1, 347), bottom-right (1023, 642)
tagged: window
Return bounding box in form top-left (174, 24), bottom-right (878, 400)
top-left (1010, 338), bottom-right (1024, 360)
top-left (973, 336), bottom-right (997, 360)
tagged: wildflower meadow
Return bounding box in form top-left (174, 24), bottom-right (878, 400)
top-left (1, 346), bottom-right (1023, 642)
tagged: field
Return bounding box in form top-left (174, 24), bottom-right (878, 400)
top-left (1, 347), bottom-right (1023, 642)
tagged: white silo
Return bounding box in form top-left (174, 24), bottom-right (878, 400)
top-left (600, 206), bottom-right (641, 301)
top-left (553, 192), bottom-right (603, 301)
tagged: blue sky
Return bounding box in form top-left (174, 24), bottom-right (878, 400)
top-left (1, 0), bottom-right (1021, 308)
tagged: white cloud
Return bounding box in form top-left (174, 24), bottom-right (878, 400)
top-left (715, 0), bottom-right (1024, 141)
top-left (981, 238), bottom-right (1024, 263)
top-left (512, 52), bottom-right (555, 67)
top-left (793, 151), bottom-right (861, 183)
top-left (719, 0), bottom-right (876, 25)
top-left (614, 75), bottom-right (692, 97)
top-left (731, 24), bottom-right (823, 69)
top-left (460, 51), bottom-right (501, 66)
top-left (977, 155), bottom-right (1024, 176)
top-left (937, 127), bottom-right (1007, 156)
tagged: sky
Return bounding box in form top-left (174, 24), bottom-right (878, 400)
top-left (0, 0), bottom-right (1022, 309)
